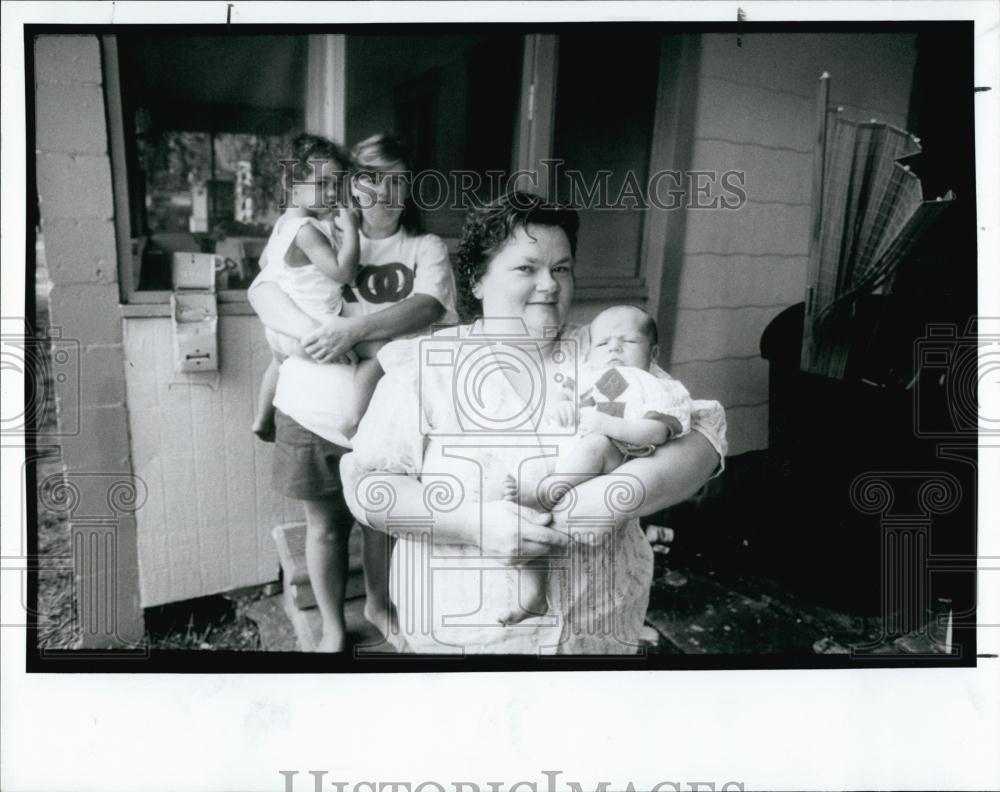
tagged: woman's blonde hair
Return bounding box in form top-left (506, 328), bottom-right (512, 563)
top-left (350, 133), bottom-right (422, 233)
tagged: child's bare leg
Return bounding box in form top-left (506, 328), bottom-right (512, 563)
top-left (504, 434), bottom-right (623, 512)
top-left (252, 355), bottom-right (282, 442)
top-left (499, 561), bottom-right (549, 626)
top-left (302, 497), bottom-right (352, 652)
top-left (344, 357), bottom-right (384, 437)
top-left (360, 523), bottom-right (403, 650)
top-left (255, 328), bottom-right (296, 441)
top-left (353, 339), bottom-right (386, 359)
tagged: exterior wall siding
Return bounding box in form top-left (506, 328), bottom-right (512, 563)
top-left (666, 32), bottom-right (918, 456)
top-left (122, 316), bottom-right (300, 606)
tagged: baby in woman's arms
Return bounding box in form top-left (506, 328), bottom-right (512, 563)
top-left (502, 304), bottom-right (692, 624)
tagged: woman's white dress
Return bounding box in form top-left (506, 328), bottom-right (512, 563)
top-left (347, 323), bottom-right (728, 654)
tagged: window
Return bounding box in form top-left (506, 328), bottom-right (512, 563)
top-left (107, 30), bottom-right (677, 307)
top-left (516, 32), bottom-right (672, 300)
top-left (346, 34), bottom-right (524, 239)
top-left (551, 32), bottom-right (661, 284)
top-left (112, 34), bottom-right (308, 296)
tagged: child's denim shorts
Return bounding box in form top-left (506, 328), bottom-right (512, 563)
top-left (273, 409), bottom-right (351, 501)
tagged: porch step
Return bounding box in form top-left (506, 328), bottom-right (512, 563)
top-left (286, 574), bottom-right (366, 610)
top-left (272, 521), bottom-right (365, 610)
top-left (281, 588), bottom-right (399, 654)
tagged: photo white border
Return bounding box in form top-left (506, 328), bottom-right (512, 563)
top-left (2, 2), bottom-right (998, 790)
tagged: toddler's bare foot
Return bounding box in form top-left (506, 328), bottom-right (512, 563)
top-left (363, 602), bottom-right (405, 651)
top-left (252, 415), bottom-right (276, 443)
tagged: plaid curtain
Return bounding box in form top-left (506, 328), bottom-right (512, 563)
top-left (800, 110), bottom-right (954, 379)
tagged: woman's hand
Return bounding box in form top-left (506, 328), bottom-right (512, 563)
top-left (476, 500), bottom-right (568, 563)
top-left (301, 316), bottom-right (364, 363)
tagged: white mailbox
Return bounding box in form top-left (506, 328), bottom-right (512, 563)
top-left (170, 252), bottom-right (221, 373)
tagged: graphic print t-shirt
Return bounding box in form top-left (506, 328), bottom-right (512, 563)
top-left (254, 228), bottom-right (458, 446)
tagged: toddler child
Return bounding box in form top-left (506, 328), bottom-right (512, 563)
top-left (502, 304), bottom-right (692, 624)
top-left (252, 134), bottom-right (383, 442)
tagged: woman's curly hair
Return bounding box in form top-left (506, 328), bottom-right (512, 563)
top-left (455, 192), bottom-right (580, 322)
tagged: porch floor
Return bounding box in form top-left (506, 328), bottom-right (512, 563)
top-left (245, 591), bottom-right (395, 654)
top-left (243, 562), bottom-right (887, 656)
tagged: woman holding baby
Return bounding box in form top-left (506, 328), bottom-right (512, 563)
top-left (341, 191), bottom-right (727, 654)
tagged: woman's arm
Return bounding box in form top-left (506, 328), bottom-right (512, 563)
top-left (340, 455), bottom-right (566, 558)
top-left (302, 294), bottom-right (446, 363)
top-left (551, 430), bottom-right (719, 540)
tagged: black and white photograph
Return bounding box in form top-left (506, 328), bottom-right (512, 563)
top-left (2, 1), bottom-right (998, 790)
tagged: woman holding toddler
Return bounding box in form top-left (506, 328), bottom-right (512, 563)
top-left (249, 134), bottom-right (456, 652)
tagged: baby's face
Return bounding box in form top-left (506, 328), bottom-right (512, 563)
top-left (587, 309), bottom-right (657, 370)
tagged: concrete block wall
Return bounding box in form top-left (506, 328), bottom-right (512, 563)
top-left (667, 32), bottom-right (918, 455)
top-left (34, 34), bottom-right (143, 646)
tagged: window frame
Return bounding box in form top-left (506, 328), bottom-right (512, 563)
top-left (104, 33), bottom-right (345, 312)
top-left (517, 33), bottom-right (678, 304)
top-left (106, 32), bottom-right (682, 311)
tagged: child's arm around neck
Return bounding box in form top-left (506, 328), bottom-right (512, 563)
top-left (293, 208), bottom-right (360, 285)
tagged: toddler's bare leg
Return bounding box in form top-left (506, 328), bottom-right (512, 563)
top-left (344, 357), bottom-right (384, 438)
top-left (252, 354), bottom-right (282, 442)
top-left (353, 339), bottom-right (386, 359)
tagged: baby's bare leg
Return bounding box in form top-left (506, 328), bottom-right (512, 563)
top-left (500, 561), bottom-right (549, 626)
top-left (499, 436), bottom-right (623, 625)
top-left (529, 434), bottom-right (624, 509)
top-left (554, 433), bottom-right (623, 476)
